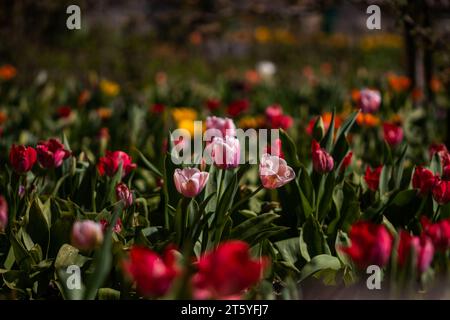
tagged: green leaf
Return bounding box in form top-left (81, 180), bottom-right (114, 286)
top-left (136, 149), bottom-right (163, 177)
top-left (302, 215), bottom-right (330, 257)
top-left (229, 212), bottom-right (280, 242)
top-left (379, 165), bottom-right (391, 195)
top-left (279, 129), bottom-right (301, 168)
top-left (83, 204), bottom-right (122, 300)
top-left (299, 254), bottom-right (341, 282)
top-left (317, 173), bottom-right (335, 222)
top-left (274, 237), bottom-right (302, 273)
top-left (321, 109), bottom-right (335, 152)
top-left (26, 198), bottom-right (51, 257)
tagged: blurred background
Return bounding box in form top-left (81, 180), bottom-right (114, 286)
top-left (0, 0), bottom-right (448, 87)
top-left (0, 0), bottom-right (449, 148)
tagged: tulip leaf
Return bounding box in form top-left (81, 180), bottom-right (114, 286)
top-left (229, 212), bottom-right (280, 242)
top-left (299, 254), bottom-right (341, 283)
top-left (26, 198), bottom-right (51, 258)
top-left (279, 129), bottom-right (301, 169)
top-left (321, 109), bottom-right (335, 153)
top-left (83, 204), bottom-right (122, 300)
top-left (136, 148), bottom-right (163, 177)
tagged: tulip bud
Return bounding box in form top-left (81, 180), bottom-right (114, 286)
top-left (397, 231), bottom-right (434, 274)
top-left (115, 183), bottom-right (133, 208)
top-left (311, 140), bottom-right (334, 174)
top-left (71, 220), bottom-right (104, 251)
top-left (0, 196), bottom-right (8, 232)
top-left (432, 178), bottom-right (450, 205)
top-left (312, 116), bottom-right (325, 141)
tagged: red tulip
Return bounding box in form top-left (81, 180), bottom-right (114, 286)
top-left (97, 150), bottom-right (137, 177)
top-left (36, 138), bottom-right (71, 169)
top-left (56, 106), bottom-right (72, 119)
top-left (311, 140), bottom-right (334, 174)
top-left (205, 99), bottom-right (221, 111)
top-left (383, 122), bottom-right (403, 147)
top-left (99, 217), bottom-right (122, 234)
top-left (124, 246), bottom-right (180, 297)
top-left (227, 99), bottom-right (249, 117)
top-left (432, 178), bottom-right (450, 205)
top-left (192, 240), bottom-right (268, 299)
top-left (0, 196), bottom-right (8, 232)
top-left (429, 143), bottom-right (450, 167)
top-left (397, 231), bottom-right (434, 273)
top-left (421, 217), bottom-right (450, 252)
top-left (115, 183), bottom-right (133, 208)
top-left (364, 166), bottom-right (383, 191)
top-left (265, 104), bottom-right (293, 130)
top-left (340, 151), bottom-right (353, 172)
top-left (340, 221), bottom-right (392, 269)
top-left (412, 166), bottom-right (436, 196)
top-left (442, 165), bottom-right (450, 181)
top-left (150, 103), bottom-right (165, 114)
top-left (9, 144), bottom-right (37, 174)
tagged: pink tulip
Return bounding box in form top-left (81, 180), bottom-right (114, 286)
top-left (205, 116), bottom-right (236, 138)
top-left (311, 140), bottom-right (334, 174)
top-left (115, 183), bottom-right (133, 208)
top-left (383, 122), bottom-right (403, 147)
top-left (207, 136), bottom-right (241, 169)
top-left (259, 153), bottom-right (296, 189)
top-left (36, 138), bottom-right (71, 169)
top-left (0, 196), bottom-right (8, 232)
top-left (173, 167), bottom-right (209, 198)
top-left (398, 231), bottom-right (434, 273)
top-left (358, 89), bottom-right (381, 114)
top-left (71, 220), bottom-right (104, 251)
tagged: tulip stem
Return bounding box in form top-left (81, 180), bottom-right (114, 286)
top-left (230, 185), bottom-right (264, 213)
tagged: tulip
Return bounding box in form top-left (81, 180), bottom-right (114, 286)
top-left (432, 178), bottom-right (450, 205)
top-left (412, 166), bottom-right (436, 196)
top-left (358, 89), bottom-right (381, 114)
top-left (150, 103), bottom-right (165, 114)
top-left (0, 196), bottom-right (8, 232)
top-left (9, 144), bottom-right (37, 174)
top-left (397, 231), bottom-right (434, 273)
top-left (265, 105), bottom-right (293, 130)
top-left (97, 150), bottom-right (137, 177)
top-left (173, 167), bottom-right (209, 198)
top-left (383, 122), bottom-right (403, 147)
top-left (207, 136), bottom-right (240, 169)
top-left (99, 217), bottom-right (122, 234)
top-left (115, 183), bottom-right (133, 208)
top-left (311, 140), bottom-right (334, 174)
top-left (429, 143), bottom-right (450, 167)
top-left (205, 116), bottom-right (236, 138)
top-left (442, 165), bottom-right (450, 181)
top-left (56, 106), bottom-right (73, 119)
top-left (421, 217), bottom-right (450, 252)
top-left (192, 240), bottom-right (268, 299)
top-left (36, 138), bottom-right (71, 169)
top-left (364, 166), bottom-right (383, 191)
top-left (205, 99), bottom-right (221, 111)
top-left (124, 246), bottom-right (180, 297)
top-left (340, 151), bottom-right (353, 172)
top-left (259, 153), bottom-right (295, 189)
top-left (71, 220), bottom-right (104, 251)
top-left (340, 221), bottom-right (392, 269)
top-left (227, 99), bottom-right (249, 117)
